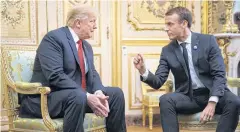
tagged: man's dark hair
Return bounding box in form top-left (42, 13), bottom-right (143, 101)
top-left (165, 6), bottom-right (192, 28)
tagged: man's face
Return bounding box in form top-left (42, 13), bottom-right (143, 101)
top-left (164, 13), bottom-right (186, 40)
top-left (77, 13), bottom-right (97, 39)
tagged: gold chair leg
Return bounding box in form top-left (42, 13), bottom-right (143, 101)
top-left (148, 107), bottom-right (153, 130)
top-left (142, 105), bottom-right (146, 127)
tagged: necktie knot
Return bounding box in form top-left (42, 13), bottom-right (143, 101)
top-left (77, 40), bottom-right (83, 46)
top-left (180, 42), bottom-right (187, 48)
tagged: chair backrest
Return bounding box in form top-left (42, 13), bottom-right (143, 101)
top-left (1, 45), bottom-right (37, 119)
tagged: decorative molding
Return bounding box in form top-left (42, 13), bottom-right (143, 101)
top-left (215, 36), bottom-right (237, 73)
top-left (127, 1), bottom-right (187, 31)
top-left (122, 39), bottom-right (169, 46)
top-left (201, 1), bottom-right (238, 34)
top-left (1, 0), bottom-right (38, 45)
top-left (1, 0), bottom-right (25, 29)
top-left (111, 1), bottom-right (122, 87)
top-left (93, 54), bottom-right (102, 79)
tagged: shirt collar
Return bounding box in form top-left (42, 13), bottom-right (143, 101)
top-left (177, 32), bottom-right (192, 45)
top-left (68, 26), bottom-right (80, 43)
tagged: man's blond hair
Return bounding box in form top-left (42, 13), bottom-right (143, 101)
top-left (66, 4), bottom-right (96, 27)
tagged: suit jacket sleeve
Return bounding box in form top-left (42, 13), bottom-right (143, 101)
top-left (37, 32), bottom-right (83, 91)
top-left (208, 35), bottom-right (226, 97)
top-left (141, 47), bottom-right (170, 89)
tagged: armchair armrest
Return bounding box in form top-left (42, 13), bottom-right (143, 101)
top-left (15, 82), bottom-right (45, 94)
top-left (227, 77), bottom-right (240, 88)
top-left (141, 80), bottom-right (174, 94)
top-left (14, 82), bottom-right (56, 131)
top-left (164, 80), bottom-right (174, 93)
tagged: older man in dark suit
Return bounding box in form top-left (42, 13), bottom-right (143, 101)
top-left (134, 7), bottom-right (240, 132)
top-left (19, 4), bottom-right (126, 132)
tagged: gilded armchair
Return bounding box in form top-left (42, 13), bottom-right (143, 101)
top-left (177, 77), bottom-right (240, 130)
top-left (1, 45), bottom-right (106, 132)
top-left (141, 79), bottom-right (173, 130)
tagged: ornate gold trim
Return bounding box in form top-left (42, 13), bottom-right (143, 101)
top-left (122, 39), bottom-right (169, 46)
top-left (215, 36), bottom-right (237, 73)
top-left (1, 45), bottom-right (37, 89)
top-left (112, 1), bottom-right (122, 88)
top-left (201, 1), bottom-right (239, 34)
top-left (201, 1), bottom-right (209, 34)
top-left (94, 54), bottom-right (102, 79)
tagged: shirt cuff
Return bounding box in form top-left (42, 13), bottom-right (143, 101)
top-left (141, 69), bottom-right (149, 81)
top-left (86, 92), bottom-right (90, 97)
top-left (94, 90), bottom-right (103, 95)
top-left (209, 96), bottom-right (219, 103)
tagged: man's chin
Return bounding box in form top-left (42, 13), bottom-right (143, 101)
top-left (168, 36), bottom-right (174, 40)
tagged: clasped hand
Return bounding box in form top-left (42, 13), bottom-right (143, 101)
top-left (87, 92), bottom-right (109, 117)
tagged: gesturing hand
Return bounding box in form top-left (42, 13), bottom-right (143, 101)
top-left (87, 94), bottom-right (109, 117)
top-left (133, 54), bottom-right (146, 75)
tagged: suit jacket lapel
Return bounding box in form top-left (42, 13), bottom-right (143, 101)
top-left (191, 32), bottom-right (200, 76)
top-left (82, 40), bottom-right (91, 70)
top-left (82, 40), bottom-right (93, 86)
top-left (173, 41), bottom-right (189, 77)
top-left (64, 27), bottom-right (80, 66)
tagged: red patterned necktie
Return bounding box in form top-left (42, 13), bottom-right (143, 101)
top-left (77, 40), bottom-right (86, 90)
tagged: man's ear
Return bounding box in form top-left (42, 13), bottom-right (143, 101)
top-left (183, 20), bottom-right (188, 28)
top-left (76, 19), bottom-right (81, 28)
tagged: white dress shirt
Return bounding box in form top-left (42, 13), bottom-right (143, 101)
top-left (68, 27), bottom-right (102, 96)
top-left (142, 32), bottom-right (219, 103)
top-left (69, 27), bottom-right (89, 73)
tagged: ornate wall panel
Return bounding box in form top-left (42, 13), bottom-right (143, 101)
top-left (120, 1), bottom-right (197, 42)
top-left (201, 1), bottom-right (238, 34)
top-left (1, 0), bottom-right (37, 45)
top-left (93, 54), bottom-right (102, 78)
top-left (127, 1), bottom-right (186, 31)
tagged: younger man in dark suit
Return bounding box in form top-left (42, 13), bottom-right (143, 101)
top-left (134, 7), bottom-right (240, 132)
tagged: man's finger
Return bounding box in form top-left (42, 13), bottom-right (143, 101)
top-left (200, 113), bottom-right (204, 123)
top-left (96, 106), bottom-right (108, 117)
top-left (137, 54), bottom-right (142, 61)
top-left (97, 101), bottom-right (108, 113)
top-left (138, 54), bottom-right (143, 60)
top-left (105, 100), bottom-right (110, 112)
top-left (133, 59), bottom-right (139, 64)
top-left (97, 95), bottom-right (109, 101)
top-left (134, 57), bottom-right (139, 62)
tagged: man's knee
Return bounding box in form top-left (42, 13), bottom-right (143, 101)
top-left (159, 93), bottom-right (172, 105)
top-left (68, 89), bottom-right (87, 105)
top-left (229, 98), bottom-right (240, 109)
top-left (113, 87), bottom-right (124, 100)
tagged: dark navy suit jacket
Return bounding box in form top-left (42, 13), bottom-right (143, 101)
top-left (141, 32), bottom-right (228, 97)
top-left (30, 26), bottom-right (104, 93)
